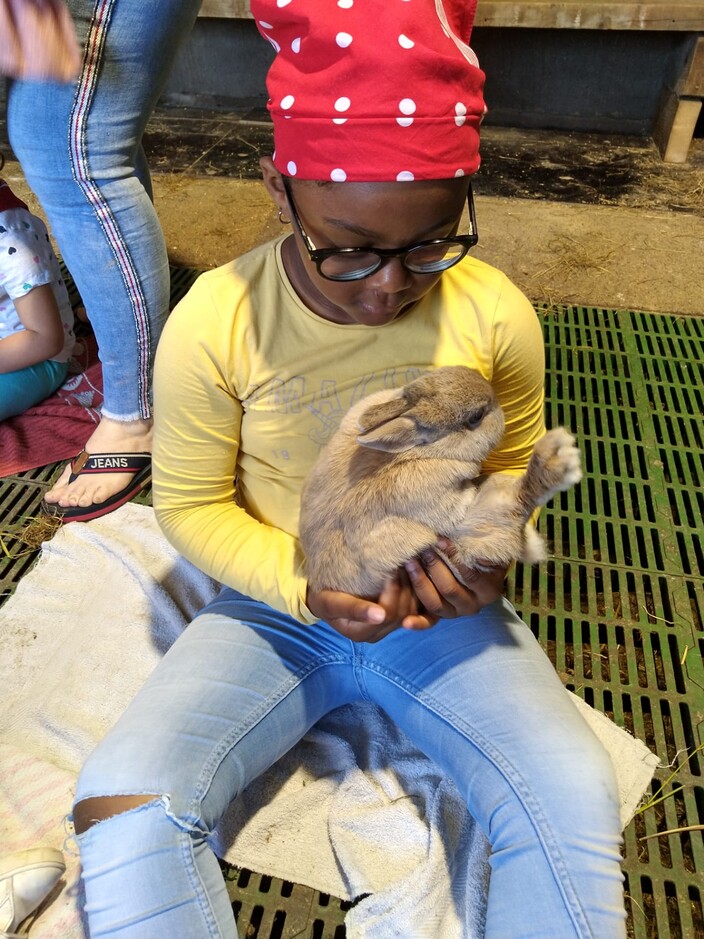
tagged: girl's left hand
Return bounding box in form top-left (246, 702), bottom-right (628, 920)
top-left (403, 537), bottom-right (508, 625)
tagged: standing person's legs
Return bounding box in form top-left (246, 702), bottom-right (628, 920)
top-left (358, 597), bottom-right (626, 939)
top-left (72, 596), bottom-right (361, 939)
top-left (7, 0), bottom-right (202, 515)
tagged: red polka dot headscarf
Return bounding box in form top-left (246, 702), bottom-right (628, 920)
top-left (251, 0), bottom-right (486, 182)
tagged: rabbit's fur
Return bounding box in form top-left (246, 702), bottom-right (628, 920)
top-left (299, 366), bottom-right (582, 596)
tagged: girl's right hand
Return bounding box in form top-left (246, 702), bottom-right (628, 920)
top-left (307, 569), bottom-right (436, 642)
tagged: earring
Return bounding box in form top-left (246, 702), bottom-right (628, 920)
top-left (278, 209), bottom-right (291, 225)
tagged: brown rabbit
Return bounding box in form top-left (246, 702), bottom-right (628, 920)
top-left (299, 366), bottom-right (582, 597)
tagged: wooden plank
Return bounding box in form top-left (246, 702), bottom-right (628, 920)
top-left (199, 0), bottom-right (704, 31)
top-left (473, 1), bottom-right (704, 31)
top-left (677, 36), bottom-right (704, 95)
top-left (652, 86), bottom-right (702, 162)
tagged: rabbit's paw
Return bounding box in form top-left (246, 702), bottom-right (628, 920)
top-left (530, 428), bottom-right (582, 503)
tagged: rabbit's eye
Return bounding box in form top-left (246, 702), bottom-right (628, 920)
top-left (465, 408), bottom-right (486, 430)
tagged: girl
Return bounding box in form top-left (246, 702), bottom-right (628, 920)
top-left (0, 169), bottom-right (75, 421)
top-left (71, 2), bottom-right (627, 936)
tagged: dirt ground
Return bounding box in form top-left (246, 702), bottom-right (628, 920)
top-left (3, 118), bottom-right (703, 316)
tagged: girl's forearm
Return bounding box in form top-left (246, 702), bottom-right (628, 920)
top-left (0, 328), bottom-right (62, 373)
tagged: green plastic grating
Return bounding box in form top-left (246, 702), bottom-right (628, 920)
top-left (1, 298), bottom-right (702, 938)
top-left (506, 305), bottom-right (704, 939)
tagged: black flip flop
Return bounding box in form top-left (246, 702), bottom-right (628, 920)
top-left (42, 450), bottom-right (152, 523)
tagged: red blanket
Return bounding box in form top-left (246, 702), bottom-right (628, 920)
top-left (0, 334), bottom-right (103, 477)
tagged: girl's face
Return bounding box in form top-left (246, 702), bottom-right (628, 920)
top-left (261, 158), bottom-right (471, 327)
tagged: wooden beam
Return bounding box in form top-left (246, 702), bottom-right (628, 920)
top-left (677, 35), bottom-right (704, 95)
top-left (652, 86), bottom-right (703, 162)
top-left (198, 0), bottom-right (704, 31)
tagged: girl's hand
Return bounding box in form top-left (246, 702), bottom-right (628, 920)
top-left (306, 569), bottom-right (427, 642)
top-left (404, 537), bottom-right (508, 621)
top-left (0, 0), bottom-right (80, 82)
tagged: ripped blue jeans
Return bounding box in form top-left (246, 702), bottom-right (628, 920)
top-left (74, 591), bottom-right (627, 939)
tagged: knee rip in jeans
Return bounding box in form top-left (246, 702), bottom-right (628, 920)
top-left (73, 793), bottom-right (162, 835)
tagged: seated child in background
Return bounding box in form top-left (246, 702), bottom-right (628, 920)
top-left (0, 164), bottom-right (75, 421)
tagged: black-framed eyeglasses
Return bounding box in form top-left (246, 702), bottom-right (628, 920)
top-left (281, 177), bottom-right (479, 282)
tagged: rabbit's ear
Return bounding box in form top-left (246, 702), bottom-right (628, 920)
top-left (357, 416), bottom-right (419, 452)
top-left (356, 396), bottom-right (408, 435)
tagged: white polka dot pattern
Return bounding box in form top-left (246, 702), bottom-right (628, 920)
top-left (252, 0), bottom-right (486, 182)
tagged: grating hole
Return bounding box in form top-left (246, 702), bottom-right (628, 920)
top-left (626, 572), bottom-right (640, 620)
top-left (270, 910), bottom-right (287, 939)
top-left (621, 693), bottom-right (634, 735)
top-left (667, 635), bottom-right (687, 694)
top-left (258, 875), bottom-right (272, 894)
top-left (559, 515), bottom-right (570, 557)
top-left (694, 534), bottom-right (704, 577)
top-left (634, 528), bottom-right (648, 568)
top-left (661, 701), bottom-right (678, 765)
top-left (633, 631), bottom-right (648, 688)
top-left (653, 791), bottom-right (674, 869)
top-left (640, 876), bottom-right (656, 936)
top-left (530, 563), bottom-right (541, 608)
top-left (563, 619), bottom-right (574, 677)
top-left (690, 886), bottom-right (704, 939)
top-left (615, 628), bottom-right (629, 684)
top-left (594, 567), bottom-right (606, 615)
top-left (591, 520), bottom-right (602, 561)
top-left (642, 575), bottom-right (660, 624)
top-left (280, 881), bottom-right (294, 898)
top-left (545, 513), bottom-right (555, 554)
top-left (598, 624), bottom-right (610, 681)
top-left (581, 623), bottom-right (592, 679)
top-left (676, 533), bottom-right (692, 575)
top-left (651, 634), bottom-right (667, 692)
top-left (563, 561), bottom-right (572, 611)
top-left (247, 905), bottom-right (264, 937)
top-left (641, 697), bottom-right (656, 750)
top-left (665, 881), bottom-right (683, 937)
top-left (674, 789), bottom-right (696, 874)
top-left (611, 571), bottom-right (623, 620)
top-left (546, 616), bottom-right (557, 669)
top-left (658, 578), bottom-right (674, 627)
top-left (630, 811), bottom-right (649, 866)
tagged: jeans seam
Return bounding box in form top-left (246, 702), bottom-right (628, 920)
top-left (178, 816), bottom-right (223, 939)
top-left (361, 660), bottom-right (592, 938)
top-left (188, 652), bottom-right (348, 819)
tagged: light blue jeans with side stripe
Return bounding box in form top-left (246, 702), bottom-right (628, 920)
top-left (7, 0), bottom-right (201, 421)
top-left (74, 589), bottom-right (627, 939)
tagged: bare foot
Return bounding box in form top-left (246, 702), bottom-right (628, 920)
top-left (44, 416), bottom-right (153, 508)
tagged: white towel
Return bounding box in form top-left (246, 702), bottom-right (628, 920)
top-left (0, 503), bottom-right (659, 938)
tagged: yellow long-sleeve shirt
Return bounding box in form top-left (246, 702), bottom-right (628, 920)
top-left (153, 236), bottom-right (546, 623)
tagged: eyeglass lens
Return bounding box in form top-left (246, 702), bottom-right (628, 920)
top-left (318, 241), bottom-right (468, 280)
